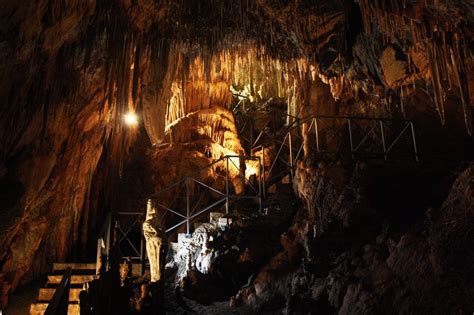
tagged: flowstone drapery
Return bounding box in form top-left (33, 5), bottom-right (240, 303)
top-left (143, 199), bottom-right (166, 282)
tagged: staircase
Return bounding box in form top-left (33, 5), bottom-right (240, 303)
top-left (29, 263), bottom-right (96, 315)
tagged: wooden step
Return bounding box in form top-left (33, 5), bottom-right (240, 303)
top-left (30, 302), bottom-right (79, 315)
top-left (53, 263), bottom-right (96, 272)
top-left (47, 274), bottom-right (95, 285)
top-left (38, 287), bottom-right (82, 302)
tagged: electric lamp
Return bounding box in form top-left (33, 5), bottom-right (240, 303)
top-left (124, 112), bottom-right (138, 126)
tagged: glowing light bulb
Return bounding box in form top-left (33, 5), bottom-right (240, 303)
top-left (124, 112), bottom-right (138, 126)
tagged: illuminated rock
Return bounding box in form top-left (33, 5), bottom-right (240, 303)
top-left (143, 199), bottom-right (166, 282)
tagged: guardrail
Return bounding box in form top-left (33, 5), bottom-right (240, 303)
top-left (44, 268), bottom-right (72, 315)
top-left (94, 110), bottom-right (419, 276)
top-left (95, 155), bottom-right (263, 273)
top-left (115, 212), bottom-right (146, 274)
top-left (95, 211), bottom-right (146, 275)
top-left (148, 154), bottom-right (263, 235)
top-left (246, 112), bottom-right (419, 189)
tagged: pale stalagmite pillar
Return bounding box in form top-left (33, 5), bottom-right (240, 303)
top-left (143, 199), bottom-right (165, 282)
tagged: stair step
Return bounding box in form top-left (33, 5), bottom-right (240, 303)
top-left (47, 274), bottom-right (95, 285)
top-left (38, 287), bottom-right (82, 302)
top-left (53, 263), bottom-right (96, 272)
top-left (30, 302), bottom-right (79, 315)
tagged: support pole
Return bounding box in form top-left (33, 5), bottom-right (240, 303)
top-left (258, 157), bottom-right (262, 213)
top-left (289, 132), bottom-right (294, 181)
top-left (105, 215), bottom-right (111, 261)
top-left (380, 120), bottom-right (387, 160)
top-left (140, 229), bottom-right (145, 275)
top-left (261, 146), bottom-right (266, 199)
top-left (410, 122), bottom-right (420, 162)
top-left (314, 118), bottom-right (320, 152)
top-left (225, 158), bottom-right (229, 214)
top-left (250, 118), bottom-right (254, 153)
top-left (186, 177), bottom-right (190, 236)
top-left (96, 238), bottom-right (102, 275)
top-left (348, 119), bottom-right (354, 159)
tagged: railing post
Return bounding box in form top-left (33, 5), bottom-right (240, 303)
top-left (380, 120), bottom-right (387, 160)
top-left (44, 268), bottom-right (72, 315)
top-left (105, 215), bottom-right (111, 257)
top-left (250, 118), bottom-right (254, 153)
top-left (314, 118), bottom-right (320, 152)
top-left (225, 157), bottom-right (229, 214)
top-left (96, 238), bottom-right (102, 275)
top-left (348, 119), bottom-right (354, 160)
top-left (140, 228), bottom-right (145, 275)
top-left (261, 146), bottom-right (266, 199)
top-left (289, 132), bottom-right (294, 181)
top-left (186, 177), bottom-right (190, 236)
top-left (258, 157), bottom-right (262, 213)
top-left (410, 122), bottom-right (419, 162)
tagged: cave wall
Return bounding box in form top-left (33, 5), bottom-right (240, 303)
top-left (0, 0), bottom-right (472, 308)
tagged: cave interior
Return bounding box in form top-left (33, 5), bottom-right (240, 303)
top-left (0, 0), bottom-right (473, 314)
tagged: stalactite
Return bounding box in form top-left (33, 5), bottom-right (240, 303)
top-left (356, 0), bottom-right (472, 133)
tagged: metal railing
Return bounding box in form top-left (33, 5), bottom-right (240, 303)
top-left (246, 113), bottom-right (419, 189)
top-left (115, 212), bottom-right (146, 274)
top-left (94, 155), bottom-right (263, 273)
top-left (301, 115), bottom-right (419, 162)
top-left (94, 110), bottom-right (419, 275)
top-left (149, 154), bottom-right (263, 235)
top-left (44, 268), bottom-right (72, 315)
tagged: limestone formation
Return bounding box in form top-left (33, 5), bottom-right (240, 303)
top-left (143, 199), bottom-right (166, 283)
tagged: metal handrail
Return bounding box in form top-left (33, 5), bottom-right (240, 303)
top-left (44, 268), bottom-right (72, 315)
top-left (145, 156), bottom-right (227, 200)
top-left (247, 113), bottom-right (420, 191)
top-left (252, 115), bottom-right (418, 158)
top-left (150, 155), bottom-right (263, 235)
top-left (115, 212), bottom-right (145, 274)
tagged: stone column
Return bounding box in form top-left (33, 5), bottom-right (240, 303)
top-left (143, 199), bottom-right (165, 282)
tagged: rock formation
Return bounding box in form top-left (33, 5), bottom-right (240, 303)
top-left (143, 199), bottom-right (166, 283)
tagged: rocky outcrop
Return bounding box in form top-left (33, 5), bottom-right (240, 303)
top-left (0, 41), bottom-right (113, 306)
top-left (235, 163), bottom-right (474, 313)
top-left (167, 187), bottom-right (298, 305)
top-left (293, 160), bottom-right (370, 238)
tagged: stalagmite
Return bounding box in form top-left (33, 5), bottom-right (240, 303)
top-left (143, 199), bottom-right (166, 282)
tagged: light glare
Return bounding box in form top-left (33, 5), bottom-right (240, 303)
top-left (124, 112), bottom-right (138, 126)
